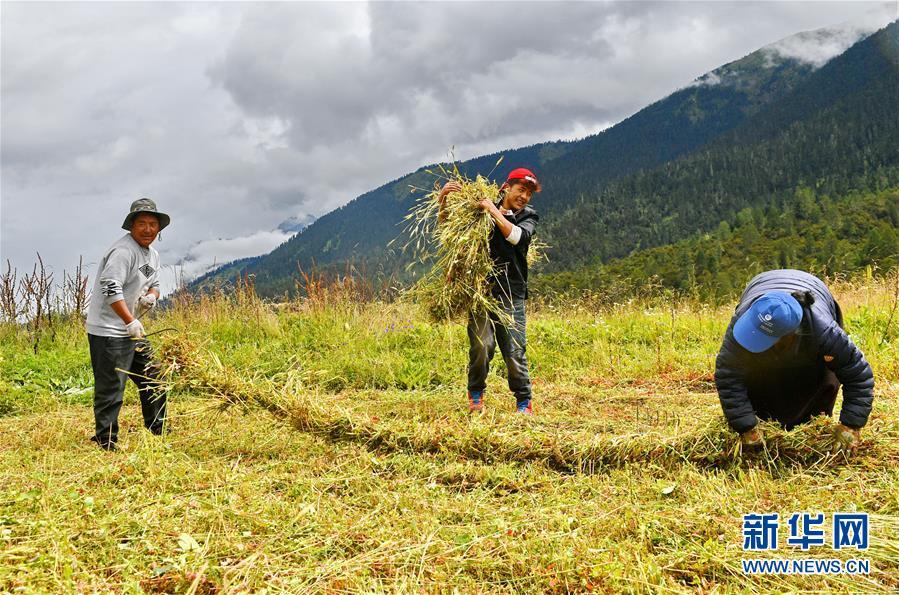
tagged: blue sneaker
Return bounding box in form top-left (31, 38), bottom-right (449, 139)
top-left (516, 400), bottom-right (533, 415)
top-left (468, 390), bottom-right (484, 413)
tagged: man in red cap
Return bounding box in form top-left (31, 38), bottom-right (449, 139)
top-left (439, 168), bottom-right (541, 414)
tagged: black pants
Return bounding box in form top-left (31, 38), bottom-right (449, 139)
top-left (748, 368), bottom-right (840, 430)
top-left (88, 334), bottom-right (166, 446)
top-left (467, 297), bottom-right (532, 405)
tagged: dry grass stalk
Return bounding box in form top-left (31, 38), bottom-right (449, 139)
top-left (868, 514), bottom-right (899, 564)
top-left (404, 165), bottom-right (511, 325)
top-left (879, 268), bottom-right (899, 344)
top-left (61, 256), bottom-right (89, 319)
top-left (19, 253), bottom-right (55, 352)
top-left (294, 262), bottom-right (376, 311)
top-left (157, 334), bottom-right (289, 417)
top-left (2, 255), bottom-right (92, 331)
top-left (234, 271), bottom-right (258, 307)
top-left (1, 260), bottom-right (19, 323)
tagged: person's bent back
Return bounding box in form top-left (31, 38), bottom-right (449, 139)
top-left (714, 269), bottom-right (874, 452)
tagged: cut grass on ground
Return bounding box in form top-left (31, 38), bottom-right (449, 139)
top-left (1, 275), bottom-right (897, 591)
top-left (1, 382), bottom-right (897, 592)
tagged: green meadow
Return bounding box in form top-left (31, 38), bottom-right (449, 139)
top-left (1, 274), bottom-right (897, 592)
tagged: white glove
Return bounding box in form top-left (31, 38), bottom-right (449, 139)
top-left (740, 426), bottom-right (763, 448)
top-left (138, 293), bottom-right (157, 309)
top-left (126, 319), bottom-right (146, 339)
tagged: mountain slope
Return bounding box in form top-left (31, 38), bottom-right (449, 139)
top-left (535, 187), bottom-right (899, 301)
top-left (191, 142), bottom-right (569, 294)
top-left (534, 44), bottom-right (819, 216)
top-left (542, 20), bottom-right (899, 272)
top-left (195, 20), bottom-right (897, 297)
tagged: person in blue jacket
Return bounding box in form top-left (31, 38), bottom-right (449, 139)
top-left (714, 269), bottom-right (874, 453)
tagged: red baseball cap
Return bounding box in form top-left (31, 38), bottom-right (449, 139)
top-left (505, 168), bottom-right (541, 192)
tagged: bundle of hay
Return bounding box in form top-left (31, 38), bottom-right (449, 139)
top-left (404, 170), bottom-right (512, 324)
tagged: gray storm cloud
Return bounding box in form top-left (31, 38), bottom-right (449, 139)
top-left (2, 1), bottom-right (894, 294)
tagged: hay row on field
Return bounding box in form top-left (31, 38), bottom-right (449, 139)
top-left (289, 413), bottom-right (897, 477)
top-left (158, 336), bottom-right (898, 476)
top-left (155, 335), bottom-right (899, 568)
top-left (157, 335), bottom-right (289, 417)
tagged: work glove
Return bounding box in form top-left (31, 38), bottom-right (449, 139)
top-left (831, 423), bottom-right (861, 454)
top-left (740, 426), bottom-right (764, 449)
top-left (126, 319), bottom-right (146, 339)
top-left (138, 293), bottom-right (157, 309)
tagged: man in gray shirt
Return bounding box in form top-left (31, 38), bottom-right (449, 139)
top-left (86, 198), bottom-right (170, 450)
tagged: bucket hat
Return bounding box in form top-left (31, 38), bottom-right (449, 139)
top-left (121, 198), bottom-right (170, 231)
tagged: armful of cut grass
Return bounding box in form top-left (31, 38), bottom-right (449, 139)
top-left (402, 168), bottom-right (512, 325)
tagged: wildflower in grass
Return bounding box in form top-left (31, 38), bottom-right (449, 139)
top-left (714, 269), bottom-right (874, 452)
top-left (85, 198), bottom-right (171, 450)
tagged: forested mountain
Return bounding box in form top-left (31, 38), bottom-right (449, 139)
top-left (190, 142), bottom-right (568, 295)
top-left (193, 20), bottom-right (899, 298)
top-left (535, 188), bottom-right (899, 302)
top-left (542, 20), bottom-right (899, 272)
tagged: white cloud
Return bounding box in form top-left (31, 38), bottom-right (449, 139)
top-left (763, 3), bottom-right (896, 66)
top-left (161, 228), bottom-right (295, 292)
top-left (690, 72), bottom-right (723, 88)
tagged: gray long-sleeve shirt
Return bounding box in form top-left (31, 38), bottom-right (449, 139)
top-left (86, 234), bottom-right (160, 337)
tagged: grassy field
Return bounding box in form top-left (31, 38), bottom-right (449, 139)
top-left (1, 275), bottom-right (897, 592)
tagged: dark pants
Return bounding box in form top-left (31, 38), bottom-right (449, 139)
top-left (88, 334), bottom-right (166, 446)
top-left (467, 297), bottom-right (532, 405)
top-left (748, 368), bottom-right (840, 430)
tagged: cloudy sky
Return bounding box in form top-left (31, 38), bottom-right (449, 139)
top-left (2, 1), bottom-right (895, 293)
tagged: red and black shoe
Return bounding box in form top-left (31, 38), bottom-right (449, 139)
top-left (468, 390), bottom-right (484, 413)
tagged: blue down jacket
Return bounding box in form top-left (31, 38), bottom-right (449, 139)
top-left (714, 270), bottom-right (874, 433)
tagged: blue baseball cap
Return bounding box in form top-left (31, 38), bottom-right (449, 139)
top-left (733, 291), bottom-right (803, 353)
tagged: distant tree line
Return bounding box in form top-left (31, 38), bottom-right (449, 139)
top-left (534, 188), bottom-right (899, 302)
